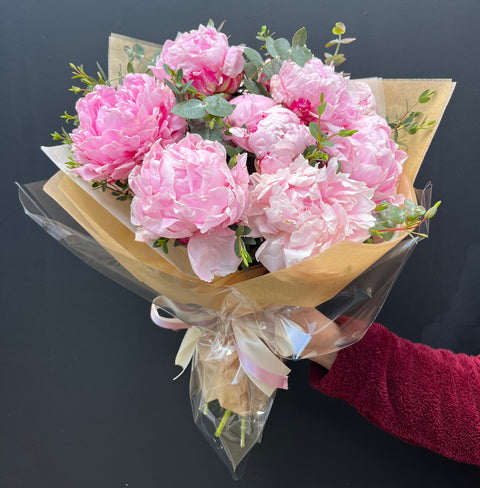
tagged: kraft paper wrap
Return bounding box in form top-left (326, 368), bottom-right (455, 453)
top-left (43, 34), bottom-right (455, 312)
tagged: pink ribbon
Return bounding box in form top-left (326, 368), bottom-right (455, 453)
top-left (150, 304), bottom-right (190, 331)
top-left (233, 335), bottom-right (289, 390)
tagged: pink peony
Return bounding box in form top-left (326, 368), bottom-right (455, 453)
top-left (153, 24), bottom-right (244, 96)
top-left (228, 102), bottom-right (315, 174)
top-left (270, 58), bottom-right (371, 128)
top-left (227, 94), bottom-right (277, 129)
top-left (129, 133), bottom-right (249, 282)
top-left (246, 156), bottom-right (376, 272)
top-left (327, 114), bottom-right (407, 204)
top-left (71, 73), bottom-right (186, 181)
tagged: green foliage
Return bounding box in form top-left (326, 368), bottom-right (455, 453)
top-left (69, 63), bottom-right (108, 95)
top-left (388, 91), bottom-right (437, 144)
top-left (303, 95), bottom-right (356, 166)
top-left (153, 237), bottom-right (169, 254)
top-left (324, 22), bottom-right (355, 67)
top-left (369, 199), bottom-right (441, 241)
top-left (91, 179), bottom-right (133, 201)
top-left (229, 224), bottom-right (257, 269)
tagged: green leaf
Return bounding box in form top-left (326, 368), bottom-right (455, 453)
top-left (127, 62), bottom-right (135, 74)
top-left (244, 47), bottom-right (264, 68)
top-left (225, 145), bottom-right (237, 158)
top-left (243, 78), bottom-right (261, 94)
top-left (332, 22), bottom-right (346, 35)
top-left (204, 95), bottom-right (234, 117)
top-left (291, 45), bottom-right (312, 67)
top-left (265, 37), bottom-right (277, 58)
top-left (292, 27), bottom-right (307, 47)
top-left (325, 54), bottom-right (345, 66)
top-left (96, 62), bottom-right (109, 84)
top-left (244, 62), bottom-right (257, 79)
top-left (234, 238), bottom-right (241, 258)
top-left (317, 102), bottom-right (327, 117)
top-left (235, 225), bottom-right (244, 237)
top-left (133, 44), bottom-right (145, 61)
top-left (171, 99), bottom-right (206, 119)
top-left (274, 38), bottom-right (291, 59)
top-left (338, 129), bottom-right (358, 137)
top-left (243, 237), bottom-right (256, 246)
top-left (163, 79), bottom-right (179, 94)
top-left (309, 122), bottom-right (320, 140)
top-left (418, 89), bottom-right (436, 103)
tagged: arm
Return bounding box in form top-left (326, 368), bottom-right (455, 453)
top-left (310, 322), bottom-right (480, 466)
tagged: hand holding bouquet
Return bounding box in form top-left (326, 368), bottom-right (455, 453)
top-left (19, 20), bottom-right (455, 476)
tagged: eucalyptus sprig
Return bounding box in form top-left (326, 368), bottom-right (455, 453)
top-left (124, 43), bottom-right (162, 75)
top-left (303, 94), bottom-right (357, 166)
top-left (388, 90), bottom-right (437, 145)
top-left (368, 199), bottom-right (441, 241)
top-left (242, 26), bottom-right (313, 88)
top-left (324, 22), bottom-right (356, 67)
top-left (91, 179), bottom-right (134, 201)
top-left (229, 224), bottom-right (258, 270)
top-left (69, 62), bottom-right (109, 95)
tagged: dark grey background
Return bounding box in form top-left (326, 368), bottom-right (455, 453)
top-left (2, 0), bottom-right (480, 486)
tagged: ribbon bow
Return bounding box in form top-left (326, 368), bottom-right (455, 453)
top-left (149, 294), bottom-right (313, 397)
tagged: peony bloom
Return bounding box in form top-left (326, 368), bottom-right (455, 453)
top-left (129, 133), bottom-right (249, 282)
top-left (71, 73), bottom-right (186, 181)
top-left (270, 58), bottom-right (372, 128)
top-left (327, 114), bottom-right (407, 204)
top-left (227, 100), bottom-right (315, 174)
top-left (153, 24), bottom-right (244, 96)
top-left (246, 156), bottom-right (376, 272)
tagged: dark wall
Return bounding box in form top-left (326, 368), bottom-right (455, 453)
top-left (2, 1), bottom-right (480, 486)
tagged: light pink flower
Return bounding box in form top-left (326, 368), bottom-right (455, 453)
top-left (246, 156), bottom-right (376, 272)
top-left (153, 24), bottom-right (244, 96)
top-left (327, 115), bottom-right (407, 204)
top-left (228, 103), bottom-right (315, 173)
top-left (71, 74), bottom-right (186, 181)
top-left (270, 58), bottom-right (371, 128)
top-left (227, 94), bottom-right (277, 129)
top-left (129, 133), bottom-right (249, 281)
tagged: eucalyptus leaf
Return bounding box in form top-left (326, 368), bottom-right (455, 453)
top-left (292, 27), bottom-right (307, 47)
top-left (291, 45), bottom-right (312, 67)
top-left (243, 78), bottom-right (262, 94)
top-left (133, 44), bottom-right (145, 60)
top-left (244, 61), bottom-right (257, 79)
top-left (171, 99), bottom-right (206, 119)
top-left (244, 47), bottom-right (264, 68)
top-left (274, 38), bottom-right (291, 59)
top-left (266, 37), bottom-right (277, 58)
top-left (204, 95), bottom-right (234, 117)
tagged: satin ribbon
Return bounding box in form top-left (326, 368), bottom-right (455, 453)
top-left (150, 298), bottom-right (291, 397)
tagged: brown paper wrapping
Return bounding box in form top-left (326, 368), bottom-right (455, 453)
top-left (44, 34), bottom-right (455, 309)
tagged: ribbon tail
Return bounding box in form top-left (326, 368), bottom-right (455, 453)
top-left (173, 327), bottom-right (202, 380)
top-left (150, 302), bottom-right (190, 331)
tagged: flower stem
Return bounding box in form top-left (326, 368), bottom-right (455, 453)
top-left (215, 409), bottom-right (232, 437)
top-left (240, 417), bottom-right (247, 448)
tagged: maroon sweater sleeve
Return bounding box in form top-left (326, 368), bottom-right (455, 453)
top-left (310, 322), bottom-right (480, 465)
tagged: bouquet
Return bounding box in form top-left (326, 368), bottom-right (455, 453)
top-left (19, 21), bottom-right (455, 476)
